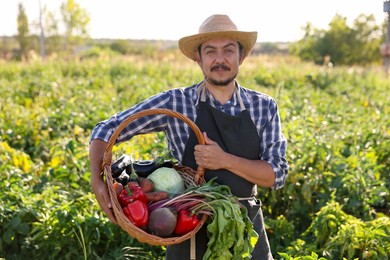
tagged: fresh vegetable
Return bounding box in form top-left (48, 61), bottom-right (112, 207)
top-left (111, 154), bottom-right (132, 178)
top-left (203, 199), bottom-right (255, 260)
top-left (112, 154), bottom-right (141, 185)
top-left (118, 182), bottom-right (147, 207)
top-left (148, 207), bottom-right (177, 237)
top-left (126, 155), bottom-right (140, 183)
top-left (139, 177), bottom-right (155, 193)
top-left (145, 191), bottom-right (169, 202)
top-left (124, 151), bottom-right (177, 178)
top-left (117, 157), bottom-right (148, 206)
top-left (126, 159), bottom-right (175, 178)
top-left (115, 171), bottom-right (130, 186)
top-left (148, 178), bottom-right (258, 259)
top-left (117, 159), bottom-right (149, 228)
top-left (123, 200), bottom-right (148, 227)
top-left (147, 167), bottom-right (185, 195)
top-left (174, 209), bottom-right (200, 236)
top-left (113, 181), bottom-right (124, 196)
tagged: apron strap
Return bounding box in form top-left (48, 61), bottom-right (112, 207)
top-left (198, 82), bottom-right (246, 111)
top-left (190, 236), bottom-right (196, 260)
top-left (236, 85), bottom-right (246, 111)
top-left (237, 196), bottom-right (256, 201)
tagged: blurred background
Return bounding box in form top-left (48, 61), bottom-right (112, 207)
top-left (0, 0), bottom-right (389, 70)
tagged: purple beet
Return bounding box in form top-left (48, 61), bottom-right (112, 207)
top-left (148, 207), bottom-right (177, 237)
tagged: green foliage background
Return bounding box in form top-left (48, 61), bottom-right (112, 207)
top-left (289, 14), bottom-right (384, 66)
top-left (0, 54), bottom-right (389, 259)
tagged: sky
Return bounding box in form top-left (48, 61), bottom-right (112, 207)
top-left (0, 0), bottom-right (388, 42)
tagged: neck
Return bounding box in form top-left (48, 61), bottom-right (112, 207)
top-left (204, 80), bottom-right (236, 105)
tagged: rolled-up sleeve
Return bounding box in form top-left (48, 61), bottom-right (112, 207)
top-left (260, 100), bottom-right (289, 190)
top-left (90, 92), bottom-right (171, 144)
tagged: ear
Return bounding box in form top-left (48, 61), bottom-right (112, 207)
top-left (194, 51), bottom-right (202, 66)
top-left (238, 54), bottom-right (244, 65)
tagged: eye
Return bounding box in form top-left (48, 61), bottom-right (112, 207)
top-left (205, 49), bottom-right (216, 55)
top-left (224, 47), bottom-right (235, 54)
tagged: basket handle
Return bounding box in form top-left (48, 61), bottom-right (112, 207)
top-left (102, 108), bottom-right (205, 183)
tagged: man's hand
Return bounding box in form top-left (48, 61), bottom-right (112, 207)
top-left (91, 175), bottom-right (117, 224)
top-left (194, 132), bottom-right (276, 187)
top-left (194, 132), bottom-right (227, 170)
top-left (90, 139), bottom-right (117, 224)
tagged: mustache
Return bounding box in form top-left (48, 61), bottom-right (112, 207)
top-left (211, 64), bottom-right (231, 71)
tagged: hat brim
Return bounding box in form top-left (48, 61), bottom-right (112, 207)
top-left (178, 31), bottom-right (258, 61)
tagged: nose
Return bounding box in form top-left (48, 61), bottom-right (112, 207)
top-left (215, 50), bottom-right (226, 63)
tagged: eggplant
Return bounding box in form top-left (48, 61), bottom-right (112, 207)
top-left (112, 153), bottom-right (176, 182)
top-left (126, 159), bottom-right (175, 178)
top-left (111, 154), bottom-right (132, 178)
top-left (115, 171), bottom-right (130, 185)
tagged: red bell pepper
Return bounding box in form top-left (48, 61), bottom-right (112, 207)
top-left (174, 209), bottom-right (200, 236)
top-left (122, 200), bottom-right (148, 227)
top-left (118, 182), bottom-right (147, 207)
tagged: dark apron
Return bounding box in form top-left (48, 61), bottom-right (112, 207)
top-left (166, 85), bottom-right (273, 259)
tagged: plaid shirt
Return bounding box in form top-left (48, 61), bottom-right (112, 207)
top-left (91, 82), bottom-right (288, 190)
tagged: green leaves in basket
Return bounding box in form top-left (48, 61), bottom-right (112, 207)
top-left (154, 150), bottom-right (178, 166)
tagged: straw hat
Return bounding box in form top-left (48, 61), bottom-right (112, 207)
top-left (178, 14), bottom-right (258, 61)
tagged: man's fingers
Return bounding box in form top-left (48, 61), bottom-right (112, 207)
top-left (96, 187), bottom-right (118, 224)
top-left (203, 132), bottom-right (216, 145)
top-left (103, 201), bottom-right (118, 224)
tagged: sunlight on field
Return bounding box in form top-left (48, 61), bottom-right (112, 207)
top-left (0, 53), bottom-right (389, 259)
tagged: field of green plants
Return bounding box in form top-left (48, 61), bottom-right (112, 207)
top-left (0, 53), bottom-right (389, 259)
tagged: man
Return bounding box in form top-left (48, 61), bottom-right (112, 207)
top-left (90, 14), bottom-right (288, 259)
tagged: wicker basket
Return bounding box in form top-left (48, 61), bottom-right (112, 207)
top-left (101, 108), bottom-right (207, 246)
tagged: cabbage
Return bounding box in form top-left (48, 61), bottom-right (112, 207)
top-left (147, 167), bottom-right (185, 195)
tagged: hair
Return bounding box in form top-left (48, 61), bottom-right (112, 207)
top-left (197, 41), bottom-right (244, 58)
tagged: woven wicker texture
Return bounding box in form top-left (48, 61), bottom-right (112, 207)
top-left (102, 108), bottom-right (207, 246)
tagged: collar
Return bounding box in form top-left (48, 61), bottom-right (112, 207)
top-left (193, 81), bottom-right (250, 110)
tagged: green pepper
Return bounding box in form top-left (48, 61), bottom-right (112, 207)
top-left (122, 200), bottom-right (148, 227)
top-left (174, 209), bottom-right (200, 236)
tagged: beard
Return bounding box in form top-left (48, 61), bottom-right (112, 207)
top-left (206, 66), bottom-right (238, 86)
top-left (202, 63), bottom-right (238, 86)
top-left (205, 75), bottom-right (237, 86)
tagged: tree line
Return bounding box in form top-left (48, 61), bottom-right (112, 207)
top-left (1, 0), bottom-right (388, 66)
top-left (290, 14), bottom-right (386, 66)
top-left (3, 0), bottom-right (89, 61)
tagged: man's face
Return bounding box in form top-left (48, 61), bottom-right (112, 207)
top-left (196, 38), bottom-right (243, 87)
